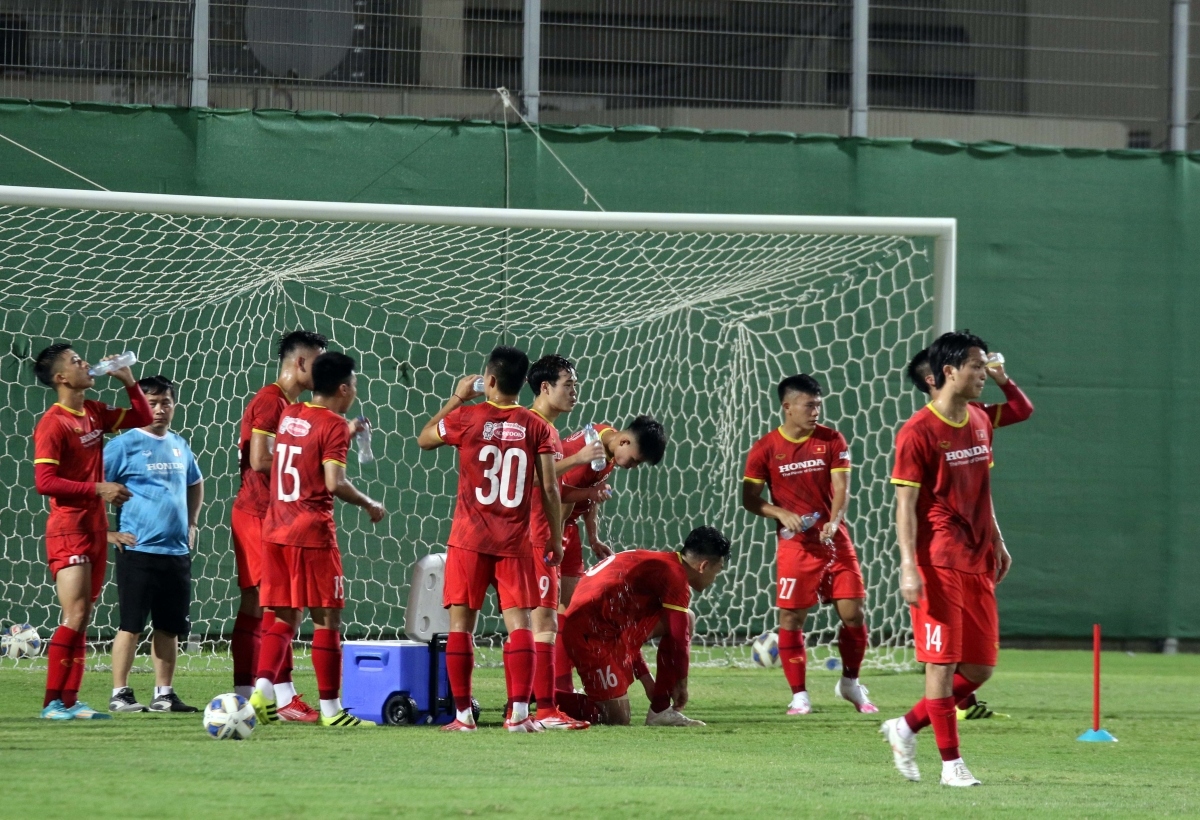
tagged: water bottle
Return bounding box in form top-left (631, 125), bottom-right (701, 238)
top-left (780, 511), bottom-right (821, 540)
top-left (88, 350), bottom-right (137, 377)
top-left (355, 416), bottom-right (375, 464)
top-left (472, 377), bottom-right (485, 393)
top-left (986, 352), bottom-right (1005, 368)
top-left (582, 423), bottom-right (607, 471)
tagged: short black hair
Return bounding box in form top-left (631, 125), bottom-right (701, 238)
top-left (777, 374), bottom-right (822, 402)
top-left (681, 526), bottom-right (731, 561)
top-left (907, 349), bottom-right (932, 395)
top-left (139, 375), bottom-right (177, 401)
top-left (928, 330), bottom-right (988, 389)
top-left (627, 414), bottom-right (668, 465)
top-left (526, 354), bottom-right (575, 396)
top-left (33, 343), bottom-right (73, 387)
top-left (312, 351), bottom-right (356, 395)
top-left (278, 330), bottom-right (328, 360)
top-left (485, 345), bottom-right (530, 395)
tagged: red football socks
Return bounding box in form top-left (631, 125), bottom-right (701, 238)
top-left (446, 631), bottom-right (475, 713)
top-left (837, 623), bottom-right (868, 679)
top-left (60, 628), bottom-right (87, 708)
top-left (311, 629), bottom-right (342, 701)
top-left (533, 642), bottom-right (556, 711)
top-left (44, 626), bottom-right (79, 707)
top-left (504, 629), bottom-right (535, 705)
top-left (554, 629), bottom-right (574, 693)
top-left (255, 620), bottom-right (295, 683)
top-left (778, 629), bottom-right (807, 694)
top-left (926, 696), bottom-right (961, 761)
top-left (231, 610), bottom-right (263, 687)
top-left (904, 673), bottom-right (981, 733)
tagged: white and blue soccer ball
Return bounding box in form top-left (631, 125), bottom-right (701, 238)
top-left (1, 623), bottom-right (42, 659)
top-left (751, 631), bottom-right (780, 668)
top-left (203, 693), bottom-right (257, 740)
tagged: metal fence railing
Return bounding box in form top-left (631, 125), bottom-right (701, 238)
top-left (0, 1), bottom-right (1196, 149)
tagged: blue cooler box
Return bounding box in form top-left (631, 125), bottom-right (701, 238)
top-left (342, 639), bottom-right (451, 725)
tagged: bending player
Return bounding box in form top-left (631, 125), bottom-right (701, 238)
top-left (417, 346), bottom-right (563, 732)
top-left (742, 374), bottom-right (875, 716)
top-left (230, 330), bottom-right (326, 720)
top-left (251, 352), bottom-right (385, 728)
top-left (881, 331), bottom-right (1013, 787)
top-left (558, 526), bottom-right (730, 726)
top-left (554, 415), bottom-right (668, 695)
top-left (32, 343), bottom-right (152, 719)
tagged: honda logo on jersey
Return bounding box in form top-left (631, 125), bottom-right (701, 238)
top-left (278, 416), bottom-right (311, 437)
top-left (482, 421), bottom-right (527, 442)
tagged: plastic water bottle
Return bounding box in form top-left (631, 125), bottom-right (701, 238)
top-left (473, 377), bottom-right (485, 393)
top-left (355, 416), bottom-right (375, 464)
top-left (780, 511), bottom-right (821, 540)
top-left (986, 352), bottom-right (1005, 368)
top-left (582, 423), bottom-right (607, 471)
top-left (88, 350), bottom-right (137, 377)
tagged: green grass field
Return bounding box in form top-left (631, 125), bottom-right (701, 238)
top-left (0, 649), bottom-right (1195, 818)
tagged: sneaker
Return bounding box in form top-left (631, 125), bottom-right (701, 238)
top-left (66, 701), bottom-right (113, 720)
top-left (880, 717), bottom-right (920, 782)
top-left (835, 678), bottom-right (879, 714)
top-left (249, 689), bottom-right (278, 724)
top-left (941, 760), bottom-right (982, 787)
top-left (40, 699), bottom-right (74, 721)
top-left (149, 692), bottom-right (198, 713)
top-left (109, 688), bottom-right (148, 713)
top-left (645, 707), bottom-right (706, 727)
top-left (278, 693), bottom-right (321, 723)
top-left (504, 716), bottom-right (545, 733)
top-left (441, 718), bottom-right (477, 732)
top-left (787, 691), bottom-right (812, 716)
top-left (957, 700), bottom-right (1009, 720)
top-left (535, 708), bottom-right (590, 730)
top-left (318, 708), bottom-right (374, 727)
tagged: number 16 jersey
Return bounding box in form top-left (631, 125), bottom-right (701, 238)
top-left (437, 401), bottom-right (555, 557)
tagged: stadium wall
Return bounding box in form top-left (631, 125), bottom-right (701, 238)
top-left (0, 99), bottom-right (1195, 642)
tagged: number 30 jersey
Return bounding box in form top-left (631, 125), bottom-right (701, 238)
top-left (264, 402), bottom-right (350, 549)
top-left (437, 401), bottom-right (556, 557)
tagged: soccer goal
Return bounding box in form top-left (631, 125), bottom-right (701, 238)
top-left (0, 184), bottom-right (954, 672)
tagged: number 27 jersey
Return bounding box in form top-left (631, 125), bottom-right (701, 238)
top-left (437, 401), bottom-right (555, 557)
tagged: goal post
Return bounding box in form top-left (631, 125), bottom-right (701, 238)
top-left (0, 184), bottom-right (954, 672)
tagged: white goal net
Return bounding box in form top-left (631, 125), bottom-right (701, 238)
top-left (0, 186), bottom-right (954, 673)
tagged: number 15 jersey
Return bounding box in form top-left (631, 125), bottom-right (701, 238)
top-left (437, 401), bottom-right (555, 557)
top-left (264, 402), bottom-right (350, 549)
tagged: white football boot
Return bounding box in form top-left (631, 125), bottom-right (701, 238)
top-left (835, 678), bottom-right (879, 713)
top-left (940, 760), bottom-right (982, 787)
top-left (646, 706), bottom-right (706, 727)
top-left (880, 717), bottom-right (920, 782)
top-left (787, 691), bottom-right (812, 715)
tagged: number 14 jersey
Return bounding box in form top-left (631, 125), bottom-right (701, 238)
top-left (437, 401), bottom-right (555, 557)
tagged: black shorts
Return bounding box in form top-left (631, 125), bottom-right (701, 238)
top-left (115, 550), bottom-right (192, 637)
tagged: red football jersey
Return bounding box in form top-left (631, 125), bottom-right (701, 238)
top-left (34, 400), bottom-right (135, 535)
top-left (744, 424), bottom-right (853, 552)
top-left (437, 401), bottom-right (556, 557)
top-left (234, 383), bottom-right (292, 518)
top-left (560, 423), bottom-right (616, 523)
top-left (263, 402), bottom-right (350, 549)
top-left (565, 550), bottom-right (691, 648)
top-left (528, 408), bottom-right (564, 555)
top-left (891, 403), bottom-right (995, 574)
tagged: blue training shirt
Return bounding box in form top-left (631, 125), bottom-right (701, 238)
top-left (104, 428), bottom-right (203, 556)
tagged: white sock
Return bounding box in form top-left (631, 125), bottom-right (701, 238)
top-left (789, 691), bottom-right (808, 704)
top-left (456, 708), bottom-right (475, 725)
top-left (896, 718), bottom-right (916, 741)
top-left (842, 676), bottom-right (859, 686)
top-left (274, 681), bottom-right (297, 707)
top-left (234, 685), bottom-right (253, 700)
top-left (319, 697), bottom-right (342, 718)
top-left (255, 677), bottom-right (275, 702)
top-left (154, 686), bottom-right (173, 698)
top-left (113, 687), bottom-right (128, 697)
top-left (510, 701), bottom-right (529, 722)
top-left (943, 757), bottom-right (965, 772)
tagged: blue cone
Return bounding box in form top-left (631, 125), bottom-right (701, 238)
top-left (1077, 728), bottom-right (1118, 743)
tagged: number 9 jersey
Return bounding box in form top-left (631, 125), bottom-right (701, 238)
top-left (436, 401), bottom-right (556, 556)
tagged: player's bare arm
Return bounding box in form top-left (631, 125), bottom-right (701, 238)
top-left (992, 512), bottom-right (1012, 583)
top-left (106, 531), bottom-right (137, 551)
top-left (741, 479), bottom-right (807, 534)
top-left (894, 484), bottom-right (921, 604)
top-left (582, 504), bottom-right (612, 559)
top-left (324, 461), bottom-right (386, 523)
top-left (536, 451), bottom-right (564, 566)
top-left (555, 440), bottom-right (605, 473)
top-left (249, 430), bottom-right (274, 473)
top-left (561, 481), bottom-right (612, 505)
top-left (818, 470), bottom-right (850, 544)
top-left (416, 375), bottom-right (482, 450)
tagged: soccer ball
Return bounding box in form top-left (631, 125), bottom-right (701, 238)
top-left (203, 693), bottom-right (257, 740)
top-left (1, 624), bottom-right (42, 659)
top-left (751, 632), bottom-right (780, 668)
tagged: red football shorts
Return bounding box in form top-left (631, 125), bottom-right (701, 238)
top-left (260, 542), bottom-right (345, 610)
top-left (230, 507), bottom-right (264, 590)
top-left (560, 521), bottom-right (585, 578)
top-left (533, 553), bottom-right (559, 610)
top-left (910, 565), bottom-right (999, 666)
top-left (443, 545), bottom-right (536, 611)
top-left (560, 619), bottom-right (633, 701)
top-left (46, 530), bottom-right (107, 602)
top-left (776, 542), bottom-right (866, 610)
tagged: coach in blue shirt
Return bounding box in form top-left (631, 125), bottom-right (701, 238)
top-left (104, 375), bottom-right (204, 714)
